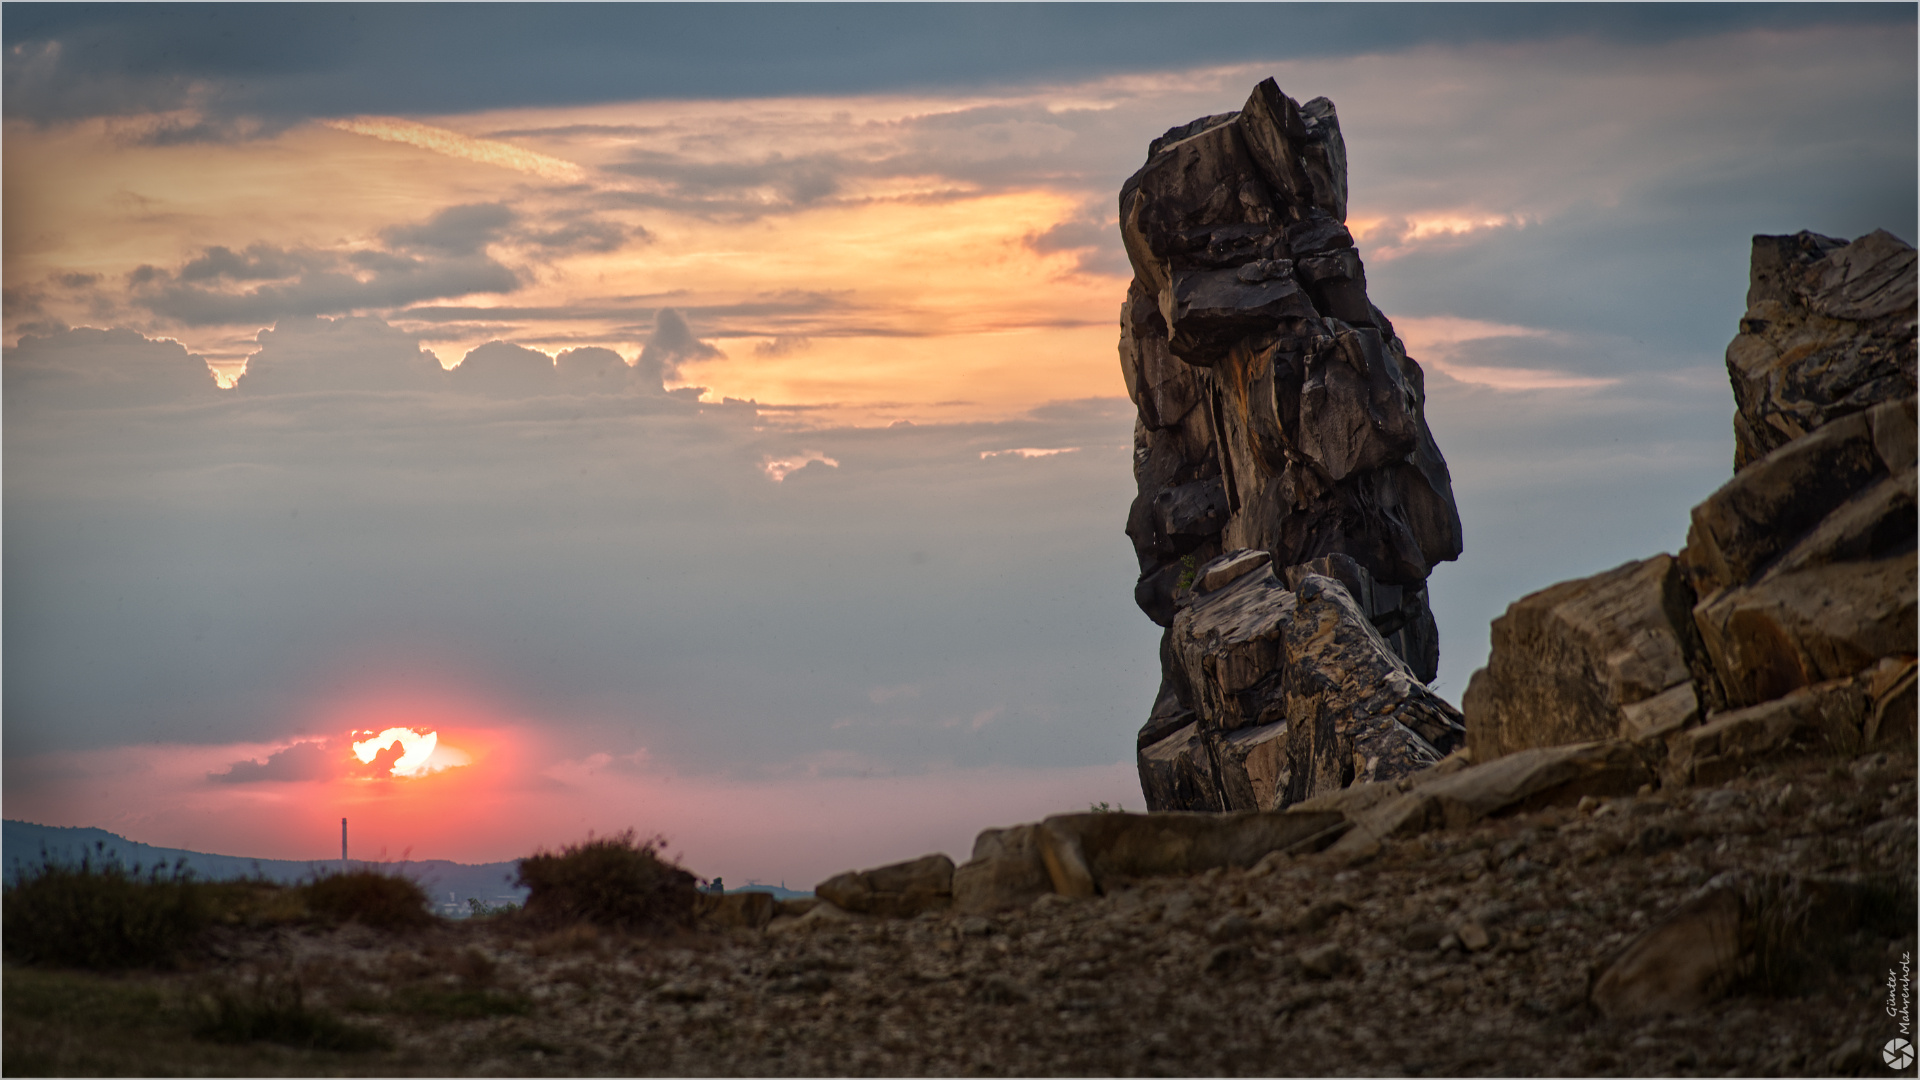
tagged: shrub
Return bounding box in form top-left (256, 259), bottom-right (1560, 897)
top-left (299, 869), bottom-right (433, 931)
top-left (515, 830), bottom-right (700, 934)
top-left (2, 850), bottom-right (210, 969)
top-left (192, 976), bottom-right (389, 1052)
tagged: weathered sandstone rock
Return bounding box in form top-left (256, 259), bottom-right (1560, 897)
top-left (1692, 555), bottom-right (1916, 708)
top-left (1280, 573), bottom-right (1464, 804)
top-left (951, 825), bottom-right (1053, 915)
top-left (1121, 79), bottom-right (1462, 810)
top-left (1590, 872), bottom-right (1916, 1020)
top-left (1034, 808), bottom-right (1347, 898)
top-left (1725, 229), bottom-right (1917, 470)
top-left (1589, 885), bottom-right (1746, 1019)
top-left (1319, 740), bottom-right (1650, 857)
top-left (1149, 552), bottom-right (1462, 811)
top-left (1465, 228), bottom-right (1914, 772)
top-left (698, 890), bottom-right (777, 930)
top-left (1682, 406), bottom-right (1892, 597)
top-left (814, 854), bottom-right (954, 918)
top-left (1463, 555), bottom-right (1702, 762)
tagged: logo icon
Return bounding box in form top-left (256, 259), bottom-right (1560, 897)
top-left (1885, 1037), bottom-right (1915, 1070)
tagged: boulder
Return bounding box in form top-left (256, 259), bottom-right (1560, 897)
top-left (813, 854), bottom-right (955, 918)
top-left (1691, 555), bottom-right (1916, 708)
top-left (1119, 80), bottom-right (1463, 811)
top-left (1034, 808), bottom-right (1348, 898)
top-left (1682, 408), bottom-right (1889, 596)
top-left (1159, 555), bottom-right (1462, 811)
top-left (1662, 677), bottom-right (1866, 787)
top-left (1590, 872), bottom-right (1916, 1019)
top-left (1280, 574), bottom-right (1464, 805)
top-left (951, 825), bottom-right (1053, 915)
top-left (1463, 554), bottom-right (1702, 762)
top-left (1589, 886), bottom-right (1745, 1020)
top-left (1168, 555), bottom-right (1294, 739)
top-left (1139, 720), bottom-right (1227, 812)
top-left (1217, 719), bottom-right (1290, 812)
top-left (698, 890), bottom-right (777, 930)
top-left (1725, 230), bottom-right (1917, 470)
top-left (1282, 552), bottom-right (1438, 685)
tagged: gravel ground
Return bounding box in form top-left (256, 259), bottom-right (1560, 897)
top-left (8, 743), bottom-right (1915, 1077)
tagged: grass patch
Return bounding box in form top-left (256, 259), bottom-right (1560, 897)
top-left (4, 966), bottom-right (394, 1077)
top-left (300, 868), bottom-right (433, 931)
top-left (515, 830), bottom-right (700, 934)
top-left (2, 852), bottom-right (211, 969)
top-left (192, 976), bottom-right (390, 1052)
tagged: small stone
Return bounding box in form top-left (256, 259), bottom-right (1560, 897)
top-left (1401, 921), bottom-right (1447, 951)
top-left (972, 975), bottom-right (1030, 1005)
top-left (1203, 943), bottom-right (1252, 974)
top-left (1576, 795), bottom-right (1599, 814)
top-left (959, 915), bottom-right (995, 937)
top-left (1297, 942), bottom-right (1352, 979)
top-left (1456, 922), bottom-right (1491, 952)
top-left (654, 981), bottom-right (708, 1003)
top-left (1206, 913), bottom-right (1252, 943)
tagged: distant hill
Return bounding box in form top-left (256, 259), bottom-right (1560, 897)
top-left (3, 820), bottom-right (526, 915)
top-left (724, 882), bottom-right (813, 901)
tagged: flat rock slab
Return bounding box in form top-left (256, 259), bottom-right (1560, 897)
top-left (815, 853), bottom-right (954, 918)
top-left (1322, 740), bottom-right (1651, 856)
top-left (1035, 808), bottom-right (1347, 898)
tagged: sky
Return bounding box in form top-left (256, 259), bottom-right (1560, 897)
top-left (4, 3), bottom-right (1915, 888)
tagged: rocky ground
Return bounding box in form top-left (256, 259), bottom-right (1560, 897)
top-left (6, 740), bottom-right (1914, 1077)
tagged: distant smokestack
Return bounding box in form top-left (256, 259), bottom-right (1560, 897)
top-left (342, 817), bottom-right (348, 867)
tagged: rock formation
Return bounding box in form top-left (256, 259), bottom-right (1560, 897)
top-left (1118, 80), bottom-right (1464, 811)
top-left (1464, 228), bottom-right (1917, 772)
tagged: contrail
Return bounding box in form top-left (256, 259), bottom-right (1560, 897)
top-left (322, 116), bottom-right (587, 183)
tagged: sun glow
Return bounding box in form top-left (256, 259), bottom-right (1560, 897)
top-left (352, 726), bottom-right (439, 777)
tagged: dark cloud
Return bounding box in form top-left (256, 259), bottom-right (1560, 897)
top-left (132, 243), bottom-right (519, 326)
top-left (4, 5), bottom-right (1906, 126)
top-left (637, 309), bottom-right (724, 383)
top-left (605, 151), bottom-right (851, 216)
top-left (521, 217), bottom-right (644, 256)
top-left (209, 740), bottom-right (333, 783)
top-left (380, 203), bottom-right (517, 257)
top-left (1024, 212), bottom-right (1131, 279)
top-left (126, 204), bottom-right (525, 326)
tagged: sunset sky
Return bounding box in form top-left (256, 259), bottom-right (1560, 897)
top-left (4, 4), bottom-right (1915, 887)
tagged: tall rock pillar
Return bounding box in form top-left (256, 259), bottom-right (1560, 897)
top-left (1121, 80), bottom-right (1465, 811)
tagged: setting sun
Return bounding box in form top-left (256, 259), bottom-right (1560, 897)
top-left (351, 727), bottom-right (440, 777)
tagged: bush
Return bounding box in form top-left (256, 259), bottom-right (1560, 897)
top-left (515, 830), bottom-right (699, 934)
top-left (299, 869), bottom-right (433, 931)
top-left (193, 976), bottom-right (389, 1052)
top-left (2, 850), bottom-right (210, 969)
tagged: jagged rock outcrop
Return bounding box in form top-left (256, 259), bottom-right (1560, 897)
top-left (1121, 80), bottom-right (1463, 811)
top-left (1464, 228), bottom-right (1917, 764)
top-left (1726, 229), bottom-right (1917, 469)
